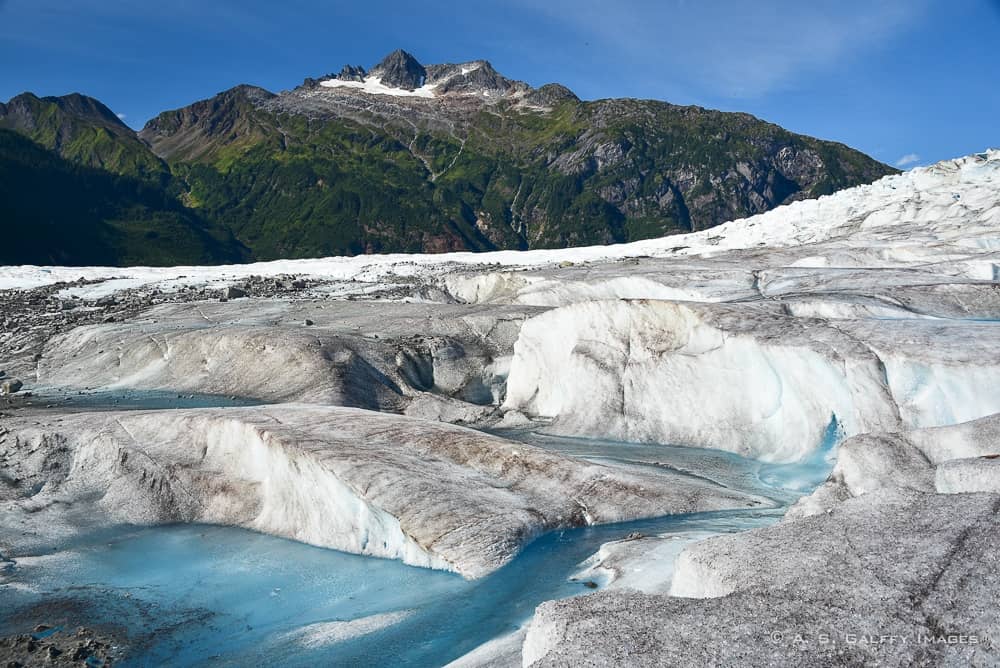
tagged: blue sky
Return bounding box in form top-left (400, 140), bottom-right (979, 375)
top-left (1, 0), bottom-right (997, 168)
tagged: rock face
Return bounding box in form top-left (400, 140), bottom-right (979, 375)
top-left (336, 64), bottom-right (367, 82)
top-left (0, 378), bottom-right (21, 395)
top-left (0, 405), bottom-right (764, 578)
top-left (136, 84), bottom-right (276, 164)
top-left (368, 49), bottom-right (427, 89)
top-left (524, 84), bottom-right (580, 107)
top-left (426, 60), bottom-right (519, 96)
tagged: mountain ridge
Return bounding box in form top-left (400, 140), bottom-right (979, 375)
top-left (0, 92), bottom-right (168, 180)
top-left (0, 128), bottom-right (246, 266)
top-left (1, 49), bottom-right (897, 265)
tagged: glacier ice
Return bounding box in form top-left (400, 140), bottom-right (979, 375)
top-left (0, 150), bottom-right (995, 294)
top-left (34, 300), bottom-right (536, 411)
top-left (0, 404), bottom-right (765, 578)
top-left (501, 298), bottom-right (1000, 462)
top-left (2, 150), bottom-right (1000, 665)
top-left (525, 489), bottom-right (999, 666)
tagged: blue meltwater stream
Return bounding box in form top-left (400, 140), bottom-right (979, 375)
top-left (0, 393), bottom-right (840, 667)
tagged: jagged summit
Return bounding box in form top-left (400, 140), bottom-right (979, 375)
top-left (369, 49), bottom-right (426, 90)
top-left (313, 49), bottom-right (533, 101)
top-left (336, 64), bottom-right (366, 82)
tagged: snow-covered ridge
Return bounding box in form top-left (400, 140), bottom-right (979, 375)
top-left (319, 75), bottom-right (438, 98)
top-left (318, 60), bottom-right (490, 99)
top-left (1, 150), bottom-right (996, 293)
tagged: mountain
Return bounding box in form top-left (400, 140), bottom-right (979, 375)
top-left (0, 92), bottom-right (168, 182)
top-left (0, 128), bottom-right (246, 266)
top-left (139, 50), bottom-right (894, 258)
top-left (1, 50), bottom-right (896, 265)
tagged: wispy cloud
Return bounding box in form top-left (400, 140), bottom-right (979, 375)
top-left (512, 0), bottom-right (930, 99)
top-left (895, 153), bottom-right (921, 167)
top-left (116, 112), bottom-right (127, 119)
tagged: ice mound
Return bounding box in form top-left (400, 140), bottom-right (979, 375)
top-left (525, 489), bottom-right (1000, 666)
top-left (35, 300), bottom-right (534, 411)
top-left (0, 404), bottom-right (765, 577)
top-left (503, 299), bottom-right (1000, 461)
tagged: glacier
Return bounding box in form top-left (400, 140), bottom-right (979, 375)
top-left (2, 149), bottom-right (1000, 666)
top-left (1, 405), bottom-right (766, 578)
top-left (501, 299), bottom-right (1000, 461)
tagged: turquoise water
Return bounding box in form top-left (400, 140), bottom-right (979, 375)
top-left (496, 417), bottom-right (841, 506)
top-left (21, 387), bottom-right (263, 411)
top-left (1, 509), bottom-right (787, 667)
top-left (1, 395), bottom-right (839, 666)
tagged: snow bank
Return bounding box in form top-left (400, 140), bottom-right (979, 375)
top-left (320, 75), bottom-right (437, 98)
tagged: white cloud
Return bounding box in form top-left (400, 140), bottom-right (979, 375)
top-left (116, 112), bottom-right (126, 119)
top-left (895, 153), bottom-right (921, 167)
top-left (512, 0), bottom-right (930, 99)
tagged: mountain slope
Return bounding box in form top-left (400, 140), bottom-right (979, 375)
top-left (0, 129), bottom-right (247, 266)
top-left (1, 50), bottom-right (896, 265)
top-left (0, 92), bottom-right (168, 181)
top-left (2, 150), bottom-right (994, 290)
top-left (138, 50), bottom-right (895, 259)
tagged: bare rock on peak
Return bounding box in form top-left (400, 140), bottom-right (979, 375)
top-left (369, 49), bottom-right (426, 90)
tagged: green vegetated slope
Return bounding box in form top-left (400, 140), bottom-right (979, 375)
top-left (1, 53), bottom-right (896, 266)
top-left (0, 129), bottom-right (246, 266)
top-left (144, 84), bottom-right (892, 260)
top-left (0, 92), bottom-right (168, 181)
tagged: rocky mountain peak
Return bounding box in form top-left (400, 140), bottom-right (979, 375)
top-left (524, 83), bottom-right (580, 107)
top-left (0, 92), bottom-right (127, 131)
top-left (426, 60), bottom-right (514, 96)
top-left (369, 49), bottom-right (426, 90)
top-left (337, 64), bottom-right (366, 82)
top-left (310, 51), bottom-right (537, 101)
